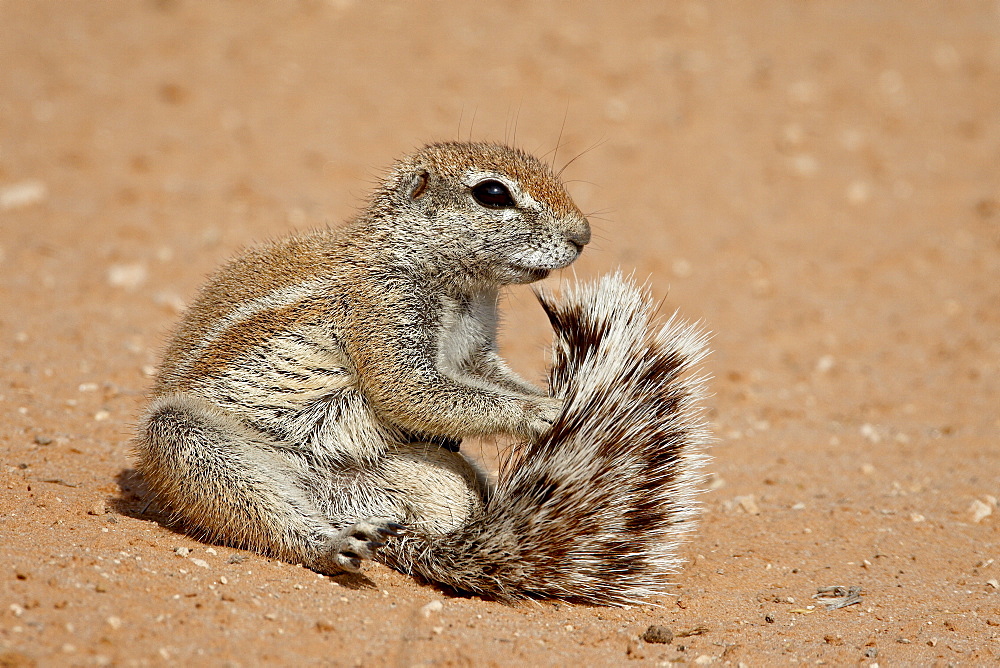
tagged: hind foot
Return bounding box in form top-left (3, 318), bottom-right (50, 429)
top-left (320, 517), bottom-right (404, 573)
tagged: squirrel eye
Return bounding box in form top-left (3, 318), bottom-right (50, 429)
top-left (471, 180), bottom-right (516, 208)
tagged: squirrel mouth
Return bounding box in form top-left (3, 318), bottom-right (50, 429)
top-left (523, 267), bottom-right (552, 281)
top-left (507, 264), bottom-right (552, 283)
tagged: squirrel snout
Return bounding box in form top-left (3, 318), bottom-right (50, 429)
top-left (566, 219), bottom-right (592, 250)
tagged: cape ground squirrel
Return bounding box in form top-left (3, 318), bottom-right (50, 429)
top-left (135, 141), bottom-right (711, 605)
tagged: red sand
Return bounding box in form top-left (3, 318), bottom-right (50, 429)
top-left (2, 2), bottom-right (998, 665)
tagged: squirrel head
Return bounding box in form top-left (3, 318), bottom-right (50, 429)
top-left (374, 142), bottom-right (591, 286)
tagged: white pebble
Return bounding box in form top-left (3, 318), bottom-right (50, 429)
top-left (420, 600), bottom-right (443, 617)
top-left (190, 558), bottom-right (210, 569)
top-left (970, 499), bottom-right (993, 523)
top-left (107, 263), bottom-right (149, 290)
top-left (0, 180), bottom-right (48, 210)
top-left (815, 355), bottom-right (835, 374)
top-left (860, 423), bottom-right (880, 444)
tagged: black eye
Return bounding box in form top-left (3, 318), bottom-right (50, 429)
top-left (471, 180), bottom-right (515, 208)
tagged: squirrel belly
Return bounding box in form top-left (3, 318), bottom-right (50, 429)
top-left (133, 142), bottom-right (711, 606)
top-left (380, 273), bottom-right (712, 605)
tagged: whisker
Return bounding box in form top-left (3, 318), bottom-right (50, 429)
top-left (558, 135), bottom-right (608, 178)
top-left (551, 106), bottom-right (569, 172)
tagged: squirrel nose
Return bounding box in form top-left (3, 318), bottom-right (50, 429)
top-left (566, 219), bottom-right (592, 249)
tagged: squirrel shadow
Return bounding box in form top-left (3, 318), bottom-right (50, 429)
top-left (110, 467), bottom-right (382, 591)
top-left (111, 469), bottom-right (562, 601)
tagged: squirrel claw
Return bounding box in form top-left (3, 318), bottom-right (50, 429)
top-left (323, 517), bottom-right (403, 573)
top-left (379, 522), bottom-right (406, 537)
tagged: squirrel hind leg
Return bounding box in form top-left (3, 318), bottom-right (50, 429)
top-left (135, 392), bottom-right (356, 570)
top-left (373, 442), bottom-right (490, 537)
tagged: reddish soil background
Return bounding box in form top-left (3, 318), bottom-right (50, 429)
top-left (2, 2), bottom-right (998, 665)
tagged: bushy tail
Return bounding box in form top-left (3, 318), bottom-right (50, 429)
top-left (385, 272), bottom-right (712, 605)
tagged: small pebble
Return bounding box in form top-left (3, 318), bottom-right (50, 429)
top-left (815, 355), bottom-right (835, 374)
top-left (420, 600), bottom-right (443, 618)
top-left (860, 423), bottom-right (880, 444)
top-left (0, 180), bottom-right (48, 210)
top-left (641, 625), bottom-right (674, 644)
top-left (190, 558), bottom-right (210, 569)
top-left (107, 263), bottom-right (148, 290)
top-left (735, 495), bottom-right (760, 514)
top-left (174, 547), bottom-right (191, 557)
top-left (970, 499), bottom-right (993, 523)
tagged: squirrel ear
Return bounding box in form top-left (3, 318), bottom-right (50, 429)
top-left (408, 170), bottom-right (430, 201)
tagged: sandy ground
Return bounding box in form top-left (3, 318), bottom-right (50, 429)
top-left (2, 1), bottom-right (999, 665)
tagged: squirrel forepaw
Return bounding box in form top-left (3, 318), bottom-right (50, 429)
top-left (524, 396), bottom-right (565, 439)
top-left (321, 517), bottom-right (404, 573)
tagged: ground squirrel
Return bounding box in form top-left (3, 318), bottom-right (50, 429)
top-left (135, 141), bottom-right (711, 605)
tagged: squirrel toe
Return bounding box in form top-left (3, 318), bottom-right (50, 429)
top-left (322, 517), bottom-right (405, 573)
